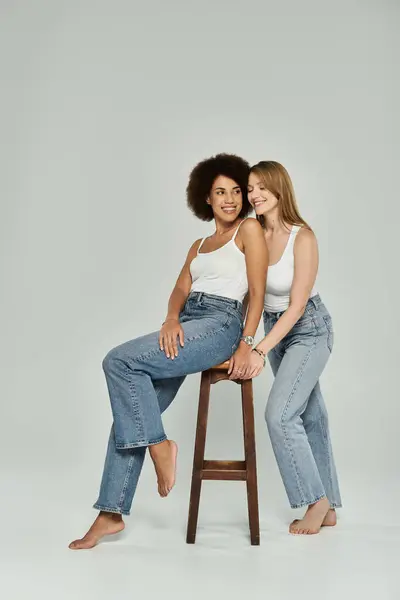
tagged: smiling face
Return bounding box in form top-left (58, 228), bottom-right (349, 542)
top-left (206, 175), bottom-right (243, 223)
top-left (247, 171), bottom-right (279, 217)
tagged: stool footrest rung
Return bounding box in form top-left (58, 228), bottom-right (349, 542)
top-left (202, 460), bottom-right (247, 481)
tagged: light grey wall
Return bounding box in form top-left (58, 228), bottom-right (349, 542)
top-left (1, 0), bottom-right (398, 506)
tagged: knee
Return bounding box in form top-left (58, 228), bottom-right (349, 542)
top-left (265, 395), bottom-right (285, 436)
top-left (304, 403), bottom-right (329, 431)
top-left (102, 347), bottom-right (122, 375)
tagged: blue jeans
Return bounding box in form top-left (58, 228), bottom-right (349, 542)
top-left (94, 292), bottom-right (243, 515)
top-left (263, 294), bottom-right (342, 509)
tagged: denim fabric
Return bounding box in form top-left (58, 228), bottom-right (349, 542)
top-left (94, 292), bottom-right (243, 515)
top-left (263, 294), bottom-right (342, 509)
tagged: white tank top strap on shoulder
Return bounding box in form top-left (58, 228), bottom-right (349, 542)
top-left (189, 219), bottom-right (248, 303)
top-left (196, 237), bottom-right (206, 254)
top-left (231, 219), bottom-right (245, 241)
top-left (264, 224), bottom-right (318, 313)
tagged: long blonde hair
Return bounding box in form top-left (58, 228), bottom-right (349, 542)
top-left (250, 161), bottom-right (310, 230)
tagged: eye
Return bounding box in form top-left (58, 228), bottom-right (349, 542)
top-left (259, 185), bottom-right (265, 190)
top-left (235, 188), bottom-right (242, 194)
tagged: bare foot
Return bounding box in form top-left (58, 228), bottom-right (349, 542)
top-left (322, 508), bottom-right (337, 527)
top-left (69, 512), bottom-right (125, 550)
top-left (149, 439), bottom-right (178, 497)
top-left (289, 497), bottom-right (331, 535)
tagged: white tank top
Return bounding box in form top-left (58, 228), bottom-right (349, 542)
top-left (265, 225), bottom-right (318, 312)
top-left (190, 221), bottom-right (248, 303)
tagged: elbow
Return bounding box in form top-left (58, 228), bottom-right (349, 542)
top-left (291, 302), bottom-right (307, 319)
top-left (247, 284), bottom-right (265, 305)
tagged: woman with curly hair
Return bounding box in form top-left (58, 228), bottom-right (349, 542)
top-left (244, 161), bottom-right (342, 535)
top-left (69, 153), bottom-right (268, 549)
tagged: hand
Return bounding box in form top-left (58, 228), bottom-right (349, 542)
top-left (159, 319), bottom-right (184, 359)
top-left (242, 349), bottom-right (265, 380)
top-left (228, 343), bottom-right (252, 380)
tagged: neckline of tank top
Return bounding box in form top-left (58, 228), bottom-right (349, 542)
top-left (197, 220), bottom-right (246, 257)
top-left (268, 225), bottom-right (301, 267)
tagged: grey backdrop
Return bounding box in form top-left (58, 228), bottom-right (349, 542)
top-left (1, 1), bottom-right (399, 598)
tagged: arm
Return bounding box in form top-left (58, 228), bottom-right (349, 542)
top-left (228, 218), bottom-right (268, 378)
top-left (164, 239), bottom-right (200, 322)
top-left (159, 239), bottom-right (200, 358)
top-left (240, 219), bottom-right (269, 340)
top-left (257, 227), bottom-right (318, 356)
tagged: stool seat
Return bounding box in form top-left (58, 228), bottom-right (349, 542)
top-left (211, 361), bottom-right (230, 370)
top-left (186, 359), bottom-right (260, 546)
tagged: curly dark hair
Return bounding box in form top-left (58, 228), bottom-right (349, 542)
top-left (186, 153), bottom-right (252, 221)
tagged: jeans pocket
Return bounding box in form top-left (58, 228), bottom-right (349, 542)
top-left (323, 315), bottom-right (334, 352)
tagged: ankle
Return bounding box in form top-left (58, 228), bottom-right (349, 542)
top-left (99, 511), bottom-right (122, 522)
top-left (309, 497), bottom-right (329, 509)
top-left (149, 440), bottom-right (169, 456)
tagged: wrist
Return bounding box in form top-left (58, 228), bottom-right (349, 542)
top-left (239, 339), bottom-right (253, 351)
top-left (252, 347), bottom-right (266, 367)
top-left (240, 334), bottom-right (255, 348)
top-left (256, 342), bottom-right (269, 355)
top-left (163, 316), bottom-right (179, 325)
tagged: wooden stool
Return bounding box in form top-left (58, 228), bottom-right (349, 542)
top-left (186, 360), bottom-right (260, 545)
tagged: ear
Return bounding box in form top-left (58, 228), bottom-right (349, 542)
top-left (206, 197), bottom-right (211, 205)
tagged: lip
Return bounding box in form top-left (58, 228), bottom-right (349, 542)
top-left (221, 206), bottom-right (237, 213)
top-left (253, 200), bottom-right (265, 207)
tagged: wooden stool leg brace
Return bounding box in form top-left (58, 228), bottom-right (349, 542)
top-left (186, 365), bottom-right (260, 545)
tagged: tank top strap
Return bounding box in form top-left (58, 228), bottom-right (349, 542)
top-left (278, 225), bottom-right (300, 260)
top-left (286, 225), bottom-right (301, 253)
top-left (197, 237), bottom-right (206, 254)
top-left (232, 218), bottom-right (247, 242)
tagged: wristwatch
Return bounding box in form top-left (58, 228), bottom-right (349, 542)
top-left (240, 335), bottom-right (254, 347)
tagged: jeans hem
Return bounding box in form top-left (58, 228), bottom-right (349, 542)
top-left (290, 493), bottom-right (327, 509)
top-left (115, 434), bottom-right (167, 450)
top-left (93, 503), bottom-right (130, 516)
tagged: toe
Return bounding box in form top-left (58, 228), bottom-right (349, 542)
top-left (289, 520), bottom-right (299, 533)
top-left (69, 539), bottom-right (86, 550)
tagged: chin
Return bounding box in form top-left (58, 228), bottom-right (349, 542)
top-left (220, 212), bottom-right (239, 222)
top-left (255, 207), bottom-right (267, 217)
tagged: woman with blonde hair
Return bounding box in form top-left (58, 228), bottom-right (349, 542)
top-left (244, 161), bottom-right (342, 535)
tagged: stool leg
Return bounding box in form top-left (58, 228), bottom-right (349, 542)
top-left (241, 379), bottom-right (260, 545)
top-left (186, 370), bottom-right (211, 544)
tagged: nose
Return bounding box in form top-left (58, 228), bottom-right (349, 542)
top-left (248, 190), bottom-right (257, 203)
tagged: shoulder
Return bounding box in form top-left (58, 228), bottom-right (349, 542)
top-left (295, 226), bottom-right (316, 244)
top-left (191, 237), bottom-right (204, 249)
top-left (294, 227), bottom-right (318, 255)
top-left (238, 217), bottom-right (264, 239)
top-left (186, 238), bottom-right (203, 259)
top-left (240, 217), bottom-right (262, 232)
